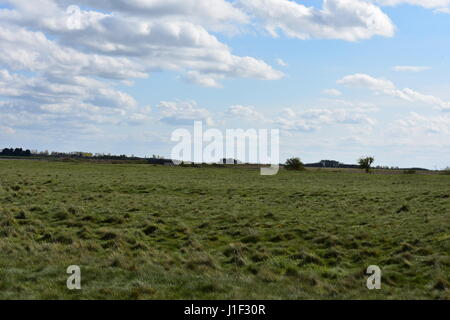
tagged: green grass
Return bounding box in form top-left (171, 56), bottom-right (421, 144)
top-left (0, 160), bottom-right (448, 299)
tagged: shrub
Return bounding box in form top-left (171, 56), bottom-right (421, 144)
top-left (358, 156), bottom-right (375, 173)
top-left (285, 158), bottom-right (305, 171)
top-left (403, 169), bottom-right (416, 174)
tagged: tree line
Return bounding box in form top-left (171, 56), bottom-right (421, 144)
top-left (285, 156), bottom-right (376, 172)
top-left (0, 147), bottom-right (151, 160)
top-left (1, 148), bottom-right (32, 157)
top-left (285, 156), bottom-right (428, 172)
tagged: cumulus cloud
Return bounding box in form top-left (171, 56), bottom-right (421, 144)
top-left (0, 66), bottom-right (145, 138)
top-left (238, 0), bottom-right (396, 41)
top-left (373, 0), bottom-right (450, 9)
top-left (396, 112), bottom-right (450, 135)
top-left (338, 73), bottom-right (450, 111)
top-left (0, 0), bottom-right (287, 136)
top-left (372, 0), bottom-right (450, 14)
top-left (57, 0), bottom-right (250, 32)
top-left (274, 107), bottom-right (376, 132)
top-left (157, 100), bottom-right (215, 126)
top-left (0, 68), bottom-right (138, 109)
top-left (0, 24), bottom-right (146, 79)
top-left (388, 112), bottom-right (450, 149)
top-left (0, 1), bottom-right (283, 86)
top-left (338, 73), bottom-right (396, 90)
top-left (276, 58), bottom-right (289, 67)
top-left (0, 0), bottom-right (410, 138)
top-left (183, 71), bottom-right (223, 88)
top-left (223, 102), bottom-right (376, 132)
top-left (227, 105), bottom-right (267, 122)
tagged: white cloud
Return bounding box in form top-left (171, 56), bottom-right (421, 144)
top-left (0, 69), bottom-right (137, 110)
top-left (184, 71), bottom-right (223, 88)
top-left (388, 112), bottom-right (450, 149)
top-left (238, 0), bottom-right (396, 41)
top-left (338, 73), bottom-right (450, 111)
top-left (157, 100), bottom-right (215, 126)
top-left (0, 66), bottom-right (143, 138)
top-left (373, 0), bottom-right (450, 14)
top-left (0, 24), bottom-right (146, 80)
top-left (395, 112), bottom-right (450, 135)
top-left (0, 0), bottom-right (283, 91)
top-left (227, 105), bottom-right (267, 122)
top-left (224, 103), bottom-right (376, 131)
top-left (323, 88), bottom-right (343, 96)
top-left (274, 107), bottom-right (376, 132)
top-left (57, 0), bottom-right (249, 32)
top-left (373, 0), bottom-right (450, 9)
top-left (394, 65), bottom-right (430, 72)
top-left (0, 0), bottom-right (286, 136)
top-left (276, 58), bottom-right (289, 67)
top-left (338, 73), bottom-right (396, 91)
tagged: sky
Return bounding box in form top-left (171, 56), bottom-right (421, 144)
top-left (0, 0), bottom-right (450, 169)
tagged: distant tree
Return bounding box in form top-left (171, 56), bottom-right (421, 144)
top-left (319, 160), bottom-right (341, 168)
top-left (1, 148), bottom-right (31, 157)
top-left (285, 157), bottom-right (305, 171)
top-left (441, 167), bottom-right (450, 175)
top-left (358, 156), bottom-right (375, 173)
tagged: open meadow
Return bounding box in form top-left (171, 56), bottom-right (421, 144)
top-left (0, 160), bottom-right (448, 299)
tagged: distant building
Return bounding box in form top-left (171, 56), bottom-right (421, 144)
top-left (222, 158), bottom-right (242, 165)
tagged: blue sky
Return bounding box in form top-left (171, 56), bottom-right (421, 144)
top-left (1, 0), bottom-right (450, 169)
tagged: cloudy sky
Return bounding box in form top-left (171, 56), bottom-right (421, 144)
top-left (1, 0), bottom-right (450, 169)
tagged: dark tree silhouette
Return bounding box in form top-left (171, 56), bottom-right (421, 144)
top-left (1, 148), bottom-right (32, 157)
top-left (285, 157), bottom-right (305, 171)
top-left (358, 156), bottom-right (375, 173)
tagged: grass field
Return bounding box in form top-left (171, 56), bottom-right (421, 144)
top-left (0, 160), bottom-right (448, 299)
